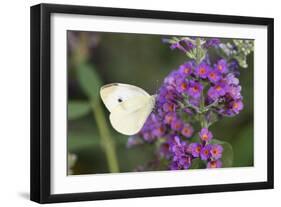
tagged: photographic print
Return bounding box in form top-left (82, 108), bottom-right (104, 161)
top-left (67, 31), bottom-right (254, 175)
top-left (31, 4), bottom-right (273, 203)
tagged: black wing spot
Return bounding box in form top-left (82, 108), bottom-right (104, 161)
top-left (118, 98), bottom-right (123, 103)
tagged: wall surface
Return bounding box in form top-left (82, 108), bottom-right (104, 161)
top-left (0, 0), bottom-right (279, 206)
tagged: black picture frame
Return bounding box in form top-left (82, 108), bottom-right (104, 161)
top-left (30, 3), bottom-right (274, 204)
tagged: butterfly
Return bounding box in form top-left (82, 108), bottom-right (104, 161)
top-left (100, 83), bottom-right (156, 135)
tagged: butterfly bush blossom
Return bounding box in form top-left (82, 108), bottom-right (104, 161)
top-left (129, 37), bottom-right (253, 170)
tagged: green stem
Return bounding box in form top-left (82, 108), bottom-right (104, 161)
top-left (199, 86), bottom-right (208, 129)
top-left (92, 101), bottom-right (119, 173)
top-left (195, 38), bottom-right (201, 64)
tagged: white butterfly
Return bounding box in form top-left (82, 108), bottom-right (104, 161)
top-left (100, 83), bottom-right (156, 135)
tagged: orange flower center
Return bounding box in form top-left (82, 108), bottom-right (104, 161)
top-left (181, 82), bottom-right (187, 90)
top-left (218, 65), bottom-right (223, 71)
top-left (184, 67), bottom-right (190, 74)
top-left (210, 161), bottom-right (217, 168)
top-left (158, 127), bottom-right (165, 133)
top-left (199, 67), bottom-right (206, 75)
top-left (212, 149), bottom-right (218, 155)
top-left (175, 123), bottom-right (181, 130)
top-left (210, 72), bottom-right (216, 78)
top-left (202, 134), bottom-right (208, 140)
top-left (233, 102), bottom-right (239, 109)
top-left (196, 146), bottom-right (201, 153)
top-left (215, 85), bottom-right (222, 91)
top-left (183, 128), bottom-right (190, 134)
top-left (168, 104), bottom-right (174, 111)
top-left (192, 86), bottom-right (199, 92)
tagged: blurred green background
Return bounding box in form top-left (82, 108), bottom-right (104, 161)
top-left (67, 31), bottom-right (254, 175)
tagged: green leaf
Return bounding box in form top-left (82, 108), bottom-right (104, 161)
top-left (197, 48), bottom-right (206, 63)
top-left (76, 63), bottom-right (102, 102)
top-left (189, 135), bottom-right (200, 143)
top-left (186, 50), bottom-right (196, 59)
top-left (231, 124), bottom-right (254, 167)
top-left (190, 158), bottom-right (205, 169)
top-left (211, 139), bottom-right (234, 167)
top-left (68, 131), bottom-right (100, 151)
top-left (68, 101), bottom-right (91, 120)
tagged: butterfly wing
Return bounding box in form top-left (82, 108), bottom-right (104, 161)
top-left (100, 83), bottom-right (150, 112)
top-left (109, 95), bottom-right (155, 135)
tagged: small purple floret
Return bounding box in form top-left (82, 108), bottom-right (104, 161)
top-left (181, 124), bottom-right (194, 138)
top-left (210, 144), bottom-right (223, 160)
top-left (207, 160), bottom-right (222, 168)
top-left (215, 59), bottom-right (228, 74)
top-left (189, 143), bottom-right (202, 157)
top-left (195, 62), bottom-right (210, 79)
top-left (187, 80), bottom-right (203, 98)
top-left (200, 145), bottom-right (212, 160)
top-left (199, 128), bottom-right (213, 142)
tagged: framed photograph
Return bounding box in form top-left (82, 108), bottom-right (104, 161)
top-left (30, 3), bottom-right (274, 203)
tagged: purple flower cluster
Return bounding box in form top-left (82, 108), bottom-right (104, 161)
top-left (163, 37), bottom-right (220, 54)
top-left (157, 57), bottom-right (243, 120)
top-left (207, 59), bottom-right (244, 116)
top-left (195, 128), bottom-right (224, 165)
top-left (162, 37), bottom-right (195, 54)
top-left (129, 37), bottom-right (246, 171)
top-left (138, 113), bottom-right (166, 142)
top-left (168, 128), bottom-right (223, 170)
top-left (203, 38), bottom-right (221, 49)
top-left (169, 136), bottom-right (192, 170)
top-left (137, 63), bottom-right (197, 143)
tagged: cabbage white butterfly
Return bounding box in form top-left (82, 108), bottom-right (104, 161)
top-left (100, 83), bottom-right (156, 135)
